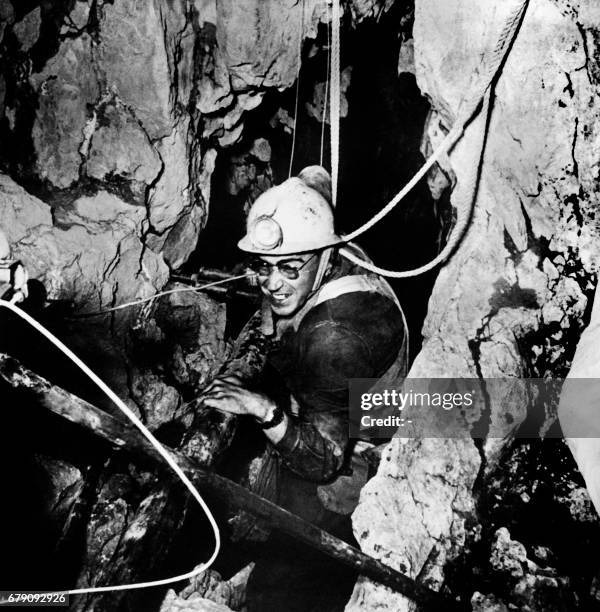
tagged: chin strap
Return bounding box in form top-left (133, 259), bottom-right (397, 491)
top-left (312, 247), bottom-right (334, 292)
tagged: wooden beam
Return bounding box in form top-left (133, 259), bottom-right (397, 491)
top-left (0, 354), bottom-right (467, 612)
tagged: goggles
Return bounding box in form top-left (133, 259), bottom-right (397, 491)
top-left (247, 254), bottom-right (316, 280)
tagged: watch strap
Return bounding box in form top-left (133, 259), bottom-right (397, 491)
top-left (259, 405), bottom-right (285, 430)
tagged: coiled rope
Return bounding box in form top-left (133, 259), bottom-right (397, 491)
top-left (335, 0), bottom-right (530, 277)
top-left (0, 297), bottom-right (224, 599)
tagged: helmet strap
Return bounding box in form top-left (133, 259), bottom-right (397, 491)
top-left (312, 247), bottom-right (333, 292)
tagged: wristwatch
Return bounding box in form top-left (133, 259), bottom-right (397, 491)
top-left (259, 404), bottom-right (285, 430)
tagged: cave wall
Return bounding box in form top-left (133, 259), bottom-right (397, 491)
top-left (0, 0), bottom-right (398, 415)
top-left (349, 1), bottom-right (600, 610)
top-left (0, 0), bottom-right (378, 606)
top-left (5, 0), bottom-right (600, 609)
top-left (0, 0), bottom-right (331, 603)
top-left (0, 0), bottom-right (328, 404)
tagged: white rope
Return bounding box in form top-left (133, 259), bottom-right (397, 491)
top-left (343, 122), bottom-right (465, 244)
top-left (72, 272), bottom-right (253, 317)
top-left (330, 0), bottom-right (341, 206)
top-left (340, 91), bottom-right (491, 278)
top-left (340, 0), bottom-right (529, 277)
top-left (320, 15), bottom-right (331, 167)
top-left (289, 0), bottom-right (306, 178)
top-left (0, 299), bottom-right (221, 600)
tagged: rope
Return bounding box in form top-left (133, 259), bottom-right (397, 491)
top-left (320, 15), bottom-right (331, 166)
top-left (72, 272), bottom-right (253, 317)
top-left (288, 0), bottom-right (305, 178)
top-left (340, 92), bottom-right (491, 278)
top-left (330, 0), bottom-right (341, 206)
top-left (0, 299), bottom-right (221, 598)
top-left (340, 0), bottom-right (529, 277)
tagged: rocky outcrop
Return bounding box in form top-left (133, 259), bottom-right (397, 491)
top-left (161, 564), bottom-right (254, 612)
top-left (0, 174), bottom-right (167, 311)
top-left (11, 0), bottom-right (599, 609)
top-left (349, 1), bottom-right (600, 610)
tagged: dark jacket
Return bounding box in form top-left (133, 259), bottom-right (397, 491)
top-left (253, 250), bottom-right (407, 529)
top-left (268, 286), bottom-right (406, 484)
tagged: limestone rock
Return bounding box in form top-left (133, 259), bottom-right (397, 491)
top-left (153, 143), bottom-right (216, 268)
top-left (62, 1), bottom-right (91, 34)
top-left (484, 526), bottom-right (572, 610)
top-left (216, 0), bottom-right (322, 91)
top-left (161, 0), bottom-right (196, 110)
top-left (32, 455), bottom-right (83, 525)
top-left (348, 0), bottom-right (396, 23)
top-left (97, 0), bottom-right (173, 140)
top-left (348, 438), bottom-right (479, 611)
top-left (0, 176), bottom-right (167, 312)
top-left (85, 101), bottom-right (163, 200)
top-left (490, 528), bottom-right (527, 578)
top-left (127, 285), bottom-right (227, 426)
top-left (470, 592), bottom-right (510, 612)
top-left (0, 0), bottom-right (14, 42)
top-left (397, 39), bottom-right (415, 76)
top-left (155, 286), bottom-right (228, 391)
top-left (84, 494), bottom-right (130, 571)
top-left (350, 1), bottom-right (600, 609)
top-left (31, 34), bottom-right (99, 189)
top-left (196, 25), bottom-right (233, 116)
top-left (130, 370), bottom-right (182, 431)
top-left (306, 66), bottom-right (352, 124)
top-left (161, 563), bottom-right (254, 612)
top-left (250, 138), bottom-right (271, 163)
top-left (148, 117), bottom-right (191, 234)
top-left (0, 173), bottom-right (52, 243)
top-left (13, 6), bottom-right (41, 52)
top-left (54, 190), bottom-right (146, 234)
top-left (556, 483), bottom-right (598, 523)
top-left (161, 204), bottom-right (206, 270)
top-left (160, 592), bottom-right (234, 612)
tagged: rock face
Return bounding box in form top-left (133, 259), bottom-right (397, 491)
top-left (160, 563), bottom-right (254, 612)
top-left (0, 1), bottom-right (309, 606)
top-left (349, 1), bottom-right (600, 610)
top-left (0, 174), bottom-right (167, 311)
top-left (0, 0), bottom-right (333, 389)
top-left (6, 0), bottom-right (600, 609)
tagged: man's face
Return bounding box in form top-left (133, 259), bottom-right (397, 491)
top-left (253, 253), bottom-right (319, 317)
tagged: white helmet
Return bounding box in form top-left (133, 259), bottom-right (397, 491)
top-left (238, 167), bottom-right (343, 255)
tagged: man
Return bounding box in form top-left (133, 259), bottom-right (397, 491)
top-left (200, 166), bottom-right (408, 610)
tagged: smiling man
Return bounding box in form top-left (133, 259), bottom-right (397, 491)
top-left (200, 166), bottom-right (407, 611)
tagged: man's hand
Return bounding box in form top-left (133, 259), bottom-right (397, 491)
top-left (199, 375), bottom-right (274, 421)
top-left (199, 375), bottom-right (289, 444)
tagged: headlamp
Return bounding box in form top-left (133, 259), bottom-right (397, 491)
top-left (250, 216), bottom-right (283, 250)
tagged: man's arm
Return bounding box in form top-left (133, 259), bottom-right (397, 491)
top-left (269, 322), bottom-right (374, 482)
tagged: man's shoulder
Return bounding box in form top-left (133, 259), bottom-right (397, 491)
top-left (299, 288), bottom-right (404, 357)
top-left (304, 287), bottom-right (402, 330)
